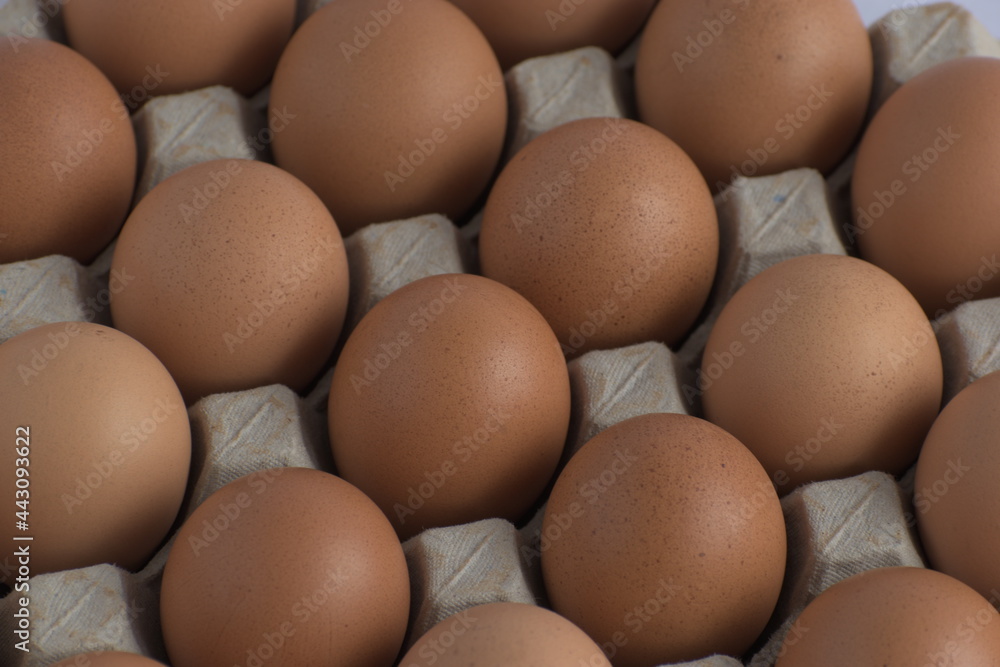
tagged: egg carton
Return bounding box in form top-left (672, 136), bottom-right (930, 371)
top-left (1, 2), bottom-right (999, 666)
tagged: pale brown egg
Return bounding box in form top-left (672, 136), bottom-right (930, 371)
top-left (0, 38), bottom-right (136, 264)
top-left (775, 567), bottom-right (1000, 666)
top-left (702, 254), bottom-right (942, 492)
top-left (0, 322), bottom-right (190, 581)
top-left (270, 0), bottom-right (507, 235)
top-left (63, 0), bottom-right (295, 97)
top-left (916, 369), bottom-right (1000, 602)
top-left (328, 274), bottom-right (571, 540)
top-left (160, 467), bottom-right (410, 667)
top-left (52, 653), bottom-right (167, 667)
top-left (110, 159), bottom-right (349, 404)
top-left (541, 413), bottom-right (786, 666)
top-left (399, 603), bottom-right (611, 666)
top-left (853, 57), bottom-right (1000, 317)
top-left (445, 0), bottom-right (657, 70)
top-left (479, 117), bottom-right (718, 357)
top-left (635, 0), bottom-right (872, 190)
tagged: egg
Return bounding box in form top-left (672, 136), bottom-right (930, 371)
top-left (915, 369), bottom-right (1000, 602)
top-left (479, 117), bottom-right (718, 357)
top-left (852, 57), bottom-right (1000, 317)
top-left (160, 467), bottom-right (410, 667)
top-left (0, 38), bottom-right (136, 263)
top-left (52, 653), bottom-right (167, 667)
top-left (445, 0), bottom-right (657, 70)
top-left (541, 413), bottom-right (786, 666)
top-left (269, 0), bottom-right (507, 235)
top-left (635, 0), bottom-right (872, 190)
top-left (775, 567), bottom-right (1000, 666)
top-left (110, 159), bottom-right (349, 404)
top-left (399, 603), bottom-right (611, 666)
top-left (701, 254), bottom-right (942, 492)
top-left (0, 322), bottom-right (190, 580)
top-left (328, 274), bottom-right (570, 540)
top-left (63, 0), bottom-right (296, 97)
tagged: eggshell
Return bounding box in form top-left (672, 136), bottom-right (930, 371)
top-left (0, 38), bottom-right (136, 263)
top-left (541, 413), bottom-right (786, 666)
top-left (852, 57), bottom-right (1000, 317)
top-left (702, 254), bottom-right (943, 492)
top-left (479, 117), bottom-right (718, 357)
top-left (269, 0), bottom-right (507, 235)
top-left (110, 159), bottom-right (349, 404)
top-left (399, 603), bottom-right (611, 666)
top-left (160, 467), bottom-right (410, 667)
top-left (775, 567), bottom-right (1000, 666)
top-left (635, 0), bottom-right (872, 190)
top-left (0, 322), bottom-right (190, 580)
top-left (445, 0), bottom-right (656, 70)
top-left (63, 0), bottom-right (296, 96)
top-left (328, 273), bottom-right (570, 540)
top-left (52, 653), bottom-right (167, 667)
top-left (915, 369), bottom-right (1000, 601)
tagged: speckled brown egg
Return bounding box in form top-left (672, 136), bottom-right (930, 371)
top-left (635, 0), bottom-right (872, 190)
top-left (701, 254), bottom-right (943, 492)
top-left (0, 38), bottom-right (136, 264)
top-left (110, 159), bottom-right (349, 404)
top-left (775, 567), bottom-right (1000, 666)
top-left (916, 369), bottom-right (1000, 602)
top-left (445, 0), bottom-right (657, 70)
top-left (853, 57), bottom-right (1000, 317)
top-left (52, 653), bottom-right (168, 667)
top-left (270, 0), bottom-right (507, 235)
top-left (541, 413), bottom-right (786, 666)
top-left (328, 273), bottom-right (570, 540)
top-left (399, 603), bottom-right (611, 666)
top-left (63, 0), bottom-right (295, 97)
top-left (0, 322), bottom-right (190, 581)
top-left (161, 467), bottom-right (409, 667)
top-left (479, 117), bottom-right (718, 357)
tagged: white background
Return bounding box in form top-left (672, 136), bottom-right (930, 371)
top-left (854, 0), bottom-right (1000, 37)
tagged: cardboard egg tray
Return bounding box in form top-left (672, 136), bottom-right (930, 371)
top-left (1, 2), bottom-right (999, 665)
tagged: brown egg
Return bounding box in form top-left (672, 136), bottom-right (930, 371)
top-left (399, 603), bottom-right (611, 666)
top-left (52, 653), bottom-right (167, 667)
top-left (635, 0), bottom-right (872, 190)
top-left (916, 370), bottom-right (1000, 601)
top-left (445, 0), bottom-right (656, 70)
top-left (270, 0), bottom-right (507, 235)
top-left (0, 38), bottom-right (136, 264)
top-left (775, 567), bottom-right (1000, 666)
top-left (702, 254), bottom-right (942, 492)
top-left (479, 117), bottom-right (718, 357)
top-left (852, 57), bottom-right (1000, 317)
top-left (541, 413), bottom-right (786, 666)
top-left (63, 0), bottom-right (295, 97)
top-left (328, 274), bottom-right (570, 540)
top-left (161, 467), bottom-right (410, 667)
top-left (0, 322), bottom-right (190, 581)
top-left (110, 159), bottom-right (349, 404)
